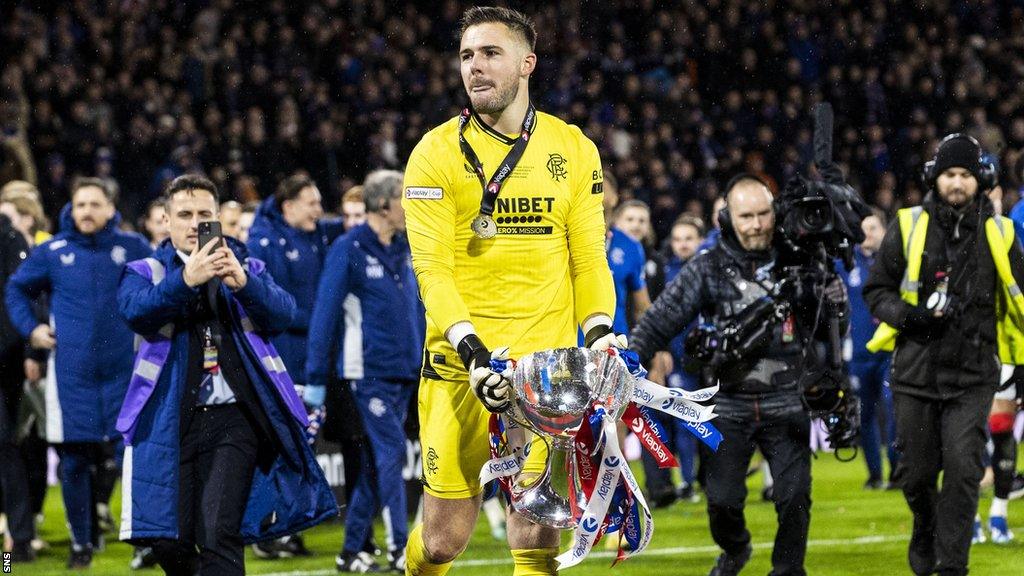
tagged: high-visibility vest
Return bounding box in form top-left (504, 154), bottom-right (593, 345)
top-left (865, 206), bottom-right (1024, 363)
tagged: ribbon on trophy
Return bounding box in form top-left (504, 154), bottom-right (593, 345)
top-left (476, 347), bottom-right (723, 569)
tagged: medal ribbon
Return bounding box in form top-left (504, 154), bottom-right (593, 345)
top-left (458, 103), bottom-right (538, 222)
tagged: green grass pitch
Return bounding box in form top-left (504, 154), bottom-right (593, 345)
top-left (14, 449), bottom-right (1021, 575)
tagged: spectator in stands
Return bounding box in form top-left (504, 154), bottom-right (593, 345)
top-left (4, 177), bottom-right (150, 568)
top-left (8, 2), bottom-right (1024, 224)
top-left (305, 169), bottom-right (422, 572)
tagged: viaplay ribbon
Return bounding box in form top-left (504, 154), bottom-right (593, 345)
top-left (557, 404), bottom-right (639, 569)
top-left (622, 403), bottom-right (676, 468)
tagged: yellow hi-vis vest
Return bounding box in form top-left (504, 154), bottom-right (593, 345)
top-left (865, 206), bottom-right (1024, 363)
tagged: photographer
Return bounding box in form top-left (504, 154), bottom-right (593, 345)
top-left (630, 174), bottom-right (849, 576)
top-left (863, 134), bottom-right (1024, 576)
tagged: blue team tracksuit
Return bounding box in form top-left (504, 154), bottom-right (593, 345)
top-left (837, 247), bottom-right (898, 482)
top-left (246, 197), bottom-right (344, 385)
top-left (607, 227), bottom-right (647, 336)
top-left (306, 223), bottom-right (423, 555)
top-left (5, 206), bottom-right (150, 547)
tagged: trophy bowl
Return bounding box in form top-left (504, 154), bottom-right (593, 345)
top-left (507, 347), bottom-right (635, 528)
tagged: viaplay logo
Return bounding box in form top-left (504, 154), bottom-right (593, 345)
top-left (661, 398), bottom-right (673, 410)
top-left (603, 456), bottom-right (620, 468)
top-left (629, 417), bottom-right (644, 434)
top-left (581, 516), bottom-right (599, 533)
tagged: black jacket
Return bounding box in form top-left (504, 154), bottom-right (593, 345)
top-left (630, 232), bottom-right (844, 406)
top-left (863, 192), bottom-right (1024, 398)
top-left (0, 214), bottom-right (28, 358)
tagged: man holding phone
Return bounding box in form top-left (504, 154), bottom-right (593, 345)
top-left (117, 174), bottom-right (336, 576)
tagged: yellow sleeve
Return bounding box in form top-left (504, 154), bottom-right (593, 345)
top-left (567, 131), bottom-right (615, 326)
top-left (402, 136), bottom-right (472, 337)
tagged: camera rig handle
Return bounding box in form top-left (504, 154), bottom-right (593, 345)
top-left (813, 102), bottom-right (844, 186)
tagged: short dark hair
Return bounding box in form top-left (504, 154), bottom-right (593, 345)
top-left (161, 174), bottom-right (219, 206)
top-left (71, 176), bottom-right (117, 204)
top-left (274, 174), bottom-right (316, 208)
top-left (145, 199), bottom-right (165, 217)
top-left (460, 6), bottom-right (536, 51)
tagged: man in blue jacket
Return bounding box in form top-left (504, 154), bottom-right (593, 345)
top-left (247, 174), bottom-right (344, 388)
top-left (837, 208), bottom-right (899, 490)
top-left (116, 174), bottom-right (336, 576)
top-left (245, 175), bottom-right (343, 558)
top-left (5, 177), bottom-right (151, 568)
top-left (306, 169), bottom-right (423, 573)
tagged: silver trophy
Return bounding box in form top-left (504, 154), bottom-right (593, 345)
top-left (505, 348), bottom-right (634, 528)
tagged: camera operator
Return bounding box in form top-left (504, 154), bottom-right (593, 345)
top-left (863, 134), bottom-right (1024, 576)
top-left (630, 174), bottom-right (849, 576)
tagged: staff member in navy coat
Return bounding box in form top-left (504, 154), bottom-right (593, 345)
top-left (245, 174), bottom-right (344, 559)
top-left (305, 170), bottom-right (424, 572)
top-left (116, 174), bottom-right (336, 576)
top-left (246, 174), bottom-right (344, 388)
top-left (5, 177), bottom-right (151, 568)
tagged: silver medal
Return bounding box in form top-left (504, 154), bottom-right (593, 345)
top-left (471, 214), bottom-right (497, 239)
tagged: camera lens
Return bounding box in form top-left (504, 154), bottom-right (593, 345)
top-left (800, 203), bottom-right (829, 232)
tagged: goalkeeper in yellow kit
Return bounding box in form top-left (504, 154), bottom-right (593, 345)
top-left (401, 7), bottom-right (622, 576)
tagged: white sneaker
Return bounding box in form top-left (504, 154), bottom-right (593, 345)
top-left (336, 550), bottom-right (382, 573)
top-left (971, 519), bottom-right (987, 545)
top-left (989, 516), bottom-right (1015, 544)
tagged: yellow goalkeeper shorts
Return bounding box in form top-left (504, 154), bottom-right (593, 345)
top-left (418, 375), bottom-right (547, 499)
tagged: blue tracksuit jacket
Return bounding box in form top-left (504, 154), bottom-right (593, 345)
top-left (306, 223), bottom-right (423, 387)
top-left (246, 197), bottom-right (344, 385)
top-left (4, 206), bottom-right (150, 442)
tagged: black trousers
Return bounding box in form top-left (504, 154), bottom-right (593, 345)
top-left (152, 404), bottom-right (258, 576)
top-left (0, 366), bottom-right (34, 546)
top-left (704, 408), bottom-right (811, 576)
top-left (892, 386), bottom-right (992, 576)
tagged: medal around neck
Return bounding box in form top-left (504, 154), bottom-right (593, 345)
top-left (472, 214), bottom-right (497, 239)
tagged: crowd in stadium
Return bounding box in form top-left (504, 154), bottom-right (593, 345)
top-left (4, 1), bottom-right (1024, 228)
top-left (2, 1), bottom-right (1024, 575)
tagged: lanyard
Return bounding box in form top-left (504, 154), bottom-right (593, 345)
top-left (457, 103), bottom-right (537, 238)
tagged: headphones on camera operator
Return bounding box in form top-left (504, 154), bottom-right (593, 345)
top-left (921, 133), bottom-right (998, 192)
top-left (716, 172), bottom-right (774, 240)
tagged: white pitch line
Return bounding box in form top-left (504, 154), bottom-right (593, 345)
top-left (258, 533), bottom-right (910, 576)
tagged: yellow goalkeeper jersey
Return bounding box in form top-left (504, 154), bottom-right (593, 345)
top-left (403, 109), bottom-right (615, 381)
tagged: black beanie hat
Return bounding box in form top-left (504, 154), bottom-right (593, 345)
top-left (932, 135), bottom-right (982, 181)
